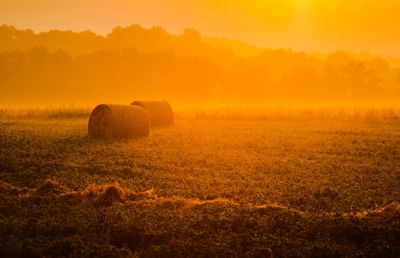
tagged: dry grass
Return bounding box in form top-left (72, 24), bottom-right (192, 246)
top-left (189, 107), bottom-right (400, 122)
top-left (0, 179), bottom-right (399, 257)
top-left (0, 106), bottom-right (91, 119)
top-left (0, 107), bottom-right (400, 257)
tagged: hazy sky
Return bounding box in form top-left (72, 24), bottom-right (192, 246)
top-left (1, 0), bottom-right (400, 56)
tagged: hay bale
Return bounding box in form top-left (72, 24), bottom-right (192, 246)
top-left (88, 104), bottom-right (149, 138)
top-left (131, 101), bottom-right (174, 127)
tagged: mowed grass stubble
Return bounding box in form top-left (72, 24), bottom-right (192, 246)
top-left (0, 109), bottom-right (400, 256)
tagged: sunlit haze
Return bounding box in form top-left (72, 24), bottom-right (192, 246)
top-left (1, 0), bottom-right (400, 56)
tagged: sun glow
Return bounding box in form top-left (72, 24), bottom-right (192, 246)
top-left (235, 0), bottom-right (313, 29)
top-left (294, 0), bottom-right (311, 8)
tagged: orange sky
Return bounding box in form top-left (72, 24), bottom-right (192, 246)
top-left (1, 0), bottom-right (400, 56)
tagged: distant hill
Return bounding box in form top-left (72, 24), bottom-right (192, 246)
top-left (204, 37), bottom-right (264, 57)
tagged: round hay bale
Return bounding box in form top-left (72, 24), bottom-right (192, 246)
top-left (88, 104), bottom-right (149, 138)
top-left (131, 101), bottom-right (174, 127)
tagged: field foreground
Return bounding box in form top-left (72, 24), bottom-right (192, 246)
top-left (0, 109), bottom-right (400, 257)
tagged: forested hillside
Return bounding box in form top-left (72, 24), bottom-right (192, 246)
top-left (1, 24), bottom-right (399, 105)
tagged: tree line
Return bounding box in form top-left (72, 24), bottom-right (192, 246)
top-left (0, 24), bottom-right (399, 105)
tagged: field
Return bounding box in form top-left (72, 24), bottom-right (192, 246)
top-left (1, 108), bottom-right (400, 257)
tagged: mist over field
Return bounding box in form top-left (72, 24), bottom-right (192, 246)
top-left (1, 24), bottom-right (400, 106)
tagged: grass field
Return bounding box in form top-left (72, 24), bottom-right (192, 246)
top-left (1, 108), bottom-right (400, 257)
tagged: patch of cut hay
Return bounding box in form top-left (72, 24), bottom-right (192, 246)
top-left (142, 196), bottom-right (238, 210)
top-left (2, 179), bottom-right (399, 222)
top-left (88, 104), bottom-right (149, 138)
top-left (131, 101), bottom-right (174, 127)
top-left (359, 202), bottom-right (400, 220)
top-left (82, 183), bottom-right (156, 207)
top-left (35, 179), bottom-right (74, 196)
top-left (0, 181), bottom-right (33, 197)
top-left (254, 204), bottom-right (306, 217)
